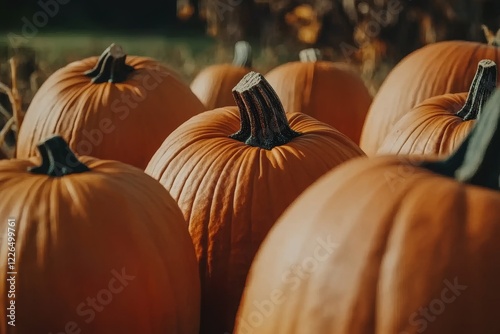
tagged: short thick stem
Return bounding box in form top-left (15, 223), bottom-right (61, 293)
top-left (299, 48), bottom-right (322, 62)
top-left (84, 43), bottom-right (135, 83)
top-left (230, 72), bottom-right (301, 150)
top-left (29, 135), bottom-right (90, 177)
top-left (456, 59), bottom-right (497, 120)
top-left (422, 88), bottom-right (500, 191)
top-left (232, 41), bottom-right (252, 68)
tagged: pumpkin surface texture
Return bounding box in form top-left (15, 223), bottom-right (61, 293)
top-left (360, 39), bottom-right (500, 155)
top-left (265, 48), bottom-right (372, 144)
top-left (190, 41), bottom-right (253, 109)
top-left (0, 136), bottom-right (200, 334)
top-left (15, 43), bottom-right (205, 169)
top-left (235, 88), bottom-right (500, 334)
top-left (146, 71), bottom-right (365, 333)
top-left (378, 59), bottom-right (497, 156)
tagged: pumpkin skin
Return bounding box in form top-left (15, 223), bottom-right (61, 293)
top-left (0, 136), bottom-right (200, 334)
top-left (190, 41), bottom-right (253, 109)
top-left (377, 59), bottom-right (497, 156)
top-left (15, 44), bottom-right (205, 169)
top-left (146, 72), bottom-right (365, 334)
top-left (235, 89), bottom-right (500, 334)
top-left (360, 40), bottom-right (500, 155)
top-left (265, 51), bottom-right (372, 144)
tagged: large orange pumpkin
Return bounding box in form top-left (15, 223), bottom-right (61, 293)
top-left (0, 135), bottom-right (200, 333)
top-left (146, 72), bottom-right (365, 333)
top-left (15, 44), bottom-right (205, 169)
top-left (190, 41), bottom-right (253, 109)
top-left (265, 48), bottom-right (372, 144)
top-left (360, 39), bottom-right (500, 155)
top-left (235, 88), bottom-right (500, 334)
top-left (378, 59), bottom-right (497, 156)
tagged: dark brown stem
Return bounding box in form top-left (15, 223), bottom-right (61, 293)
top-left (456, 59), bottom-right (497, 120)
top-left (299, 48), bottom-right (322, 62)
top-left (29, 135), bottom-right (90, 177)
top-left (229, 72), bottom-right (301, 150)
top-left (421, 88), bottom-right (500, 191)
top-left (84, 43), bottom-right (135, 83)
top-left (232, 41), bottom-right (252, 68)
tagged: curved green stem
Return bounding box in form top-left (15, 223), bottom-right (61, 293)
top-left (230, 72), bottom-right (301, 150)
top-left (29, 135), bottom-right (90, 176)
top-left (422, 88), bottom-right (500, 191)
top-left (84, 43), bottom-right (135, 83)
top-left (232, 41), bottom-right (252, 68)
top-left (299, 48), bottom-right (322, 62)
top-left (456, 59), bottom-right (497, 120)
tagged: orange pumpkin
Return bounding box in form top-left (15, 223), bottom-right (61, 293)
top-left (190, 41), bottom-right (253, 109)
top-left (378, 59), bottom-right (497, 156)
top-left (360, 39), bottom-right (500, 155)
top-left (0, 135), bottom-right (200, 333)
top-left (146, 72), bottom-right (365, 333)
top-left (15, 44), bottom-right (205, 169)
top-left (265, 48), bottom-right (372, 144)
top-left (235, 88), bottom-right (500, 334)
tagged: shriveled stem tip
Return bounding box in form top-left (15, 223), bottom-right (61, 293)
top-left (233, 41), bottom-right (252, 68)
top-left (299, 48), bottom-right (322, 62)
top-left (29, 135), bottom-right (90, 177)
top-left (230, 72), bottom-right (301, 150)
top-left (84, 43), bottom-right (135, 83)
top-left (482, 25), bottom-right (500, 47)
top-left (456, 59), bottom-right (497, 120)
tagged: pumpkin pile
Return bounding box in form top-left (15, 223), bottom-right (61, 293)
top-left (2, 34), bottom-right (500, 334)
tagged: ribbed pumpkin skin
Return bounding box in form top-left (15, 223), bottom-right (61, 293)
top-left (16, 56), bottom-right (205, 169)
top-left (145, 108), bottom-right (364, 333)
top-left (377, 93), bottom-right (474, 156)
top-left (0, 156), bottom-right (200, 333)
top-left (265, 61), bottom-right (372, 144)
top-left (190, 64), bottom-right (252, 109)
top-left (360, 40), bottom-right (500, 155)
top-left (235, 156), bottom-right (500, 334)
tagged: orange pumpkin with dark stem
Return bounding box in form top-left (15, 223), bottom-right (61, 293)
top-left (190, 41), bottom-right (253, 109)
top-left (146, 72), bottom-right (364, 334)
top-left (15, 44), bottom-right (205, 169)
top-left (0, 135), bottom-right (200, 333)
top-left (378, 59), bottom-right (497, 156)
top-left (235, 88), bottom-right (500, 334)
top-left (265, 48), bottom-right (372, 144)
top-left (360, 36), bottom-right (500, 155)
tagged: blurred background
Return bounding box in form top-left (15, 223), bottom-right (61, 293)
top-left (1, 0), bottom-right (500, 127)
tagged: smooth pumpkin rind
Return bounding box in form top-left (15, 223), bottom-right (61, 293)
top-left (235, 155), bottom-right (500, 333)
top-left (0, 155), bottom-right (200, 333)
top-left (265, 61), bottom-right (372, 144)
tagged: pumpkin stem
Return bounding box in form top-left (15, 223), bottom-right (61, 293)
top-left (421, 89), bottom-right (500, 191)
top-left (232, 41), bottom-right (252, 68)
top-left (456, 59), bottom-right (497, 120)
top-left (299, 48), bottom-right (322, 62)
top-left (229, 71), bottom-right (301, 150)
top-left (84, 43), bottom-right (135, 83)
top-left (29, 135), bottom-right (90, 177)
top-left (481, 25), bottom-right (500, 47)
